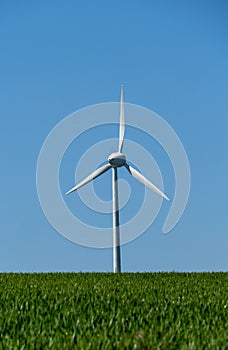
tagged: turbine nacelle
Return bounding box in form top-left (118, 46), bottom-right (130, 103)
top-left (108, 152), bottom-right (126, 167)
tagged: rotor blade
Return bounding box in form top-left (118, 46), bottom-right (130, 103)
top-left (118, 85), bottom-right (125, 153)
top-left (125, 164), bottom-right (170, 201)
top-left (66, 164), bottom-right (112, 195)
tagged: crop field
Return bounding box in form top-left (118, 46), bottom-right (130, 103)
top-left (0, 273), bottom-right (227, 349)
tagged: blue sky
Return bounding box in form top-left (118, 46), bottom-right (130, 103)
top-left (1, 1), bottom-right (227, 272)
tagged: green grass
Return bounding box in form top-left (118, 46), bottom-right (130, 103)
top-left (0, 273), bottom-right (227, 349)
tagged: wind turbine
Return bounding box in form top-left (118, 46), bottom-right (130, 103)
top-left (66, 87), bottom-right (170, 272)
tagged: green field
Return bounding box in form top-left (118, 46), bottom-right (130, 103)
top-left (0, 273), bottom-right (227, 349)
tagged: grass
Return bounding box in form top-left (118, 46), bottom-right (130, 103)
top-left (0, 273), bottom-right (227, 349)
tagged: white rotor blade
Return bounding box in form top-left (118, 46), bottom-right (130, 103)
top-left (125, 164), bottom-right (170, 201)
top-left (66, 164), bottom-right (111, 195)
top-left (118, 85), bottom-right (125, 153)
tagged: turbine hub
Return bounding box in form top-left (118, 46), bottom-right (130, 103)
top-left (108, 152), bottom-right (126, 167)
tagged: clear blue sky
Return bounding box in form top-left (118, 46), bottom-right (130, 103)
top-left (1, 1), bottom-right (227, 272)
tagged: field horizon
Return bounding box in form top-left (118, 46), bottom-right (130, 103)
top-left (0, 272), bottom-right (227, 349)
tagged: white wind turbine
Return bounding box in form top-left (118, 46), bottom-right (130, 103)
top-left (66, 87), bottom-right (170, 272)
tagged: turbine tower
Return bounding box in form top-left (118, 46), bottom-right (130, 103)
top-left (66, 87), bottom-right (170, 272)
